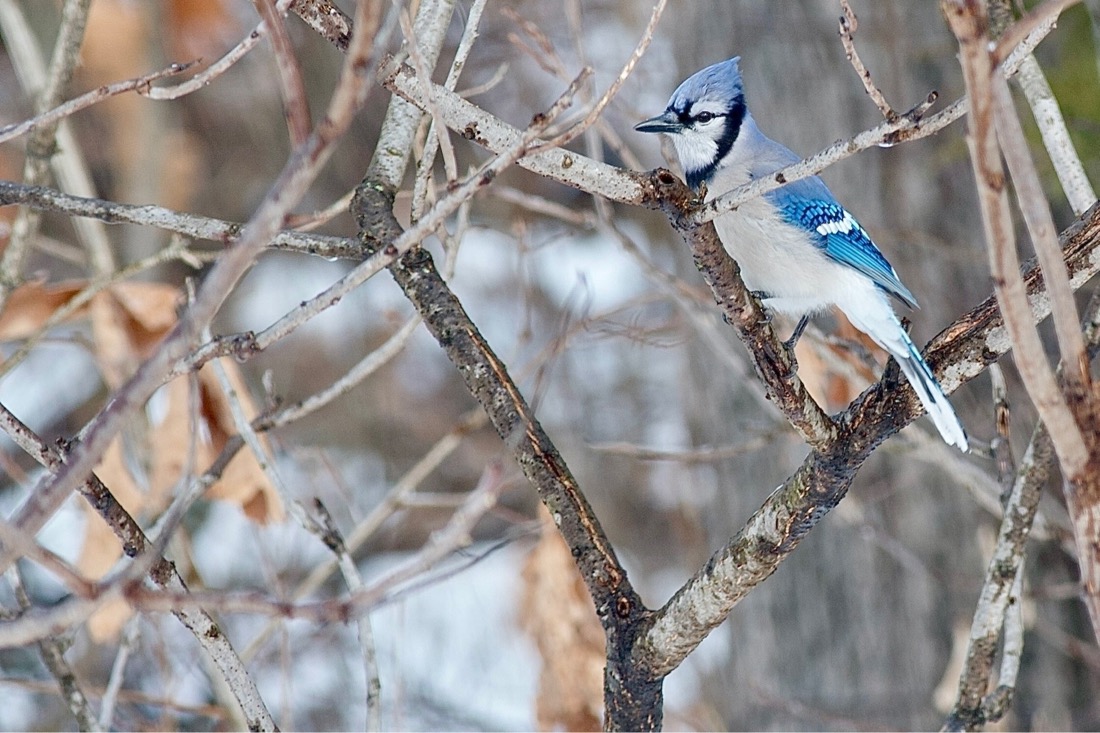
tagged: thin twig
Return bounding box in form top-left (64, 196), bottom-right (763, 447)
top-left (0, 0), bottom-right (102, 304)
top-left (255, 0), bottom-right (312, 145)
top-left (838, 0), bottom-right (897, 119)
top-left (7, 568), bottom-right (103, 732)
top-left (411, 0), bottom-right (489, 220)
top-left (283, 188), bottom-right (355, 230)
top-left (144, 0), bottom-right (294, 101)
top-left (252, 69), bottom-right (592, 353)
top-left (0, 398), bottom-right (276, 726)
top-left (0, 237), bottom-right (209, 381)
top-left (401, 7), bottom-right (458, 182)
top-left (306, 499), bottom-right (381, 731)
top-left (98, 615), bottom-right (141, 730)
top-left (122, 465), bottom-right (507, 621)
top-left (0, 519), bottom-right (93, 596)
top-left (256, 314), bottom-right (421, 429)
top-left (0, 62), bottom-right (195, 145)
top-left (990, 0), bottom-right (1082, 66)
top-left (0, 180), bottom-right (362, 260)
top-left (695, 1), bottom-right (1068, 224)
top-left (588, 435), bottom-right (776, 463)
top-left (530, 0), bottom-right (667, 152)
top-left (241, 408), bottom-right (488, 661)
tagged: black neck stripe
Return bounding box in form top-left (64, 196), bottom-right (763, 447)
top-left (686, 94), bottom-right (745, 189)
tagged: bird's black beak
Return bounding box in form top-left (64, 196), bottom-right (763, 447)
top-left (634, 110), bottom-right (682, 134)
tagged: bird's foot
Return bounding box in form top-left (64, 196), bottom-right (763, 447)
top-left (781, 316), bottom-right (809, 367)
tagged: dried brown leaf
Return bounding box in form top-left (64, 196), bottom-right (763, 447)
top-left (107, 281), bottom-right (180, 337)
top-left (166, 0), bottom-right (242, 63)
top-left (200, 361), bottom-right (284, 524)
top-left (89, 283), bottom-right (179, 387)
top-left (794, 313), bottom-right (882, 412)
top-left (148, 376), bottom-right (209, 503)
top-left (0, 280), bottom-right (86, 340)
top-left (89, 293), bottom-right (139, 390)
top-left (520, 506), bottom-right (603, 732)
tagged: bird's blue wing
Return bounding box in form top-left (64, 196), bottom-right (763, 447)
top-left (767, 181), bottom-right (918, 309)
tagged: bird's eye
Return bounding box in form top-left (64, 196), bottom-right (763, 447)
top-left (694, 111), bottom-right (716, 123)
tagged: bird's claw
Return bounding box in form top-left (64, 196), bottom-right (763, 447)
top-left (781, 315), bottom-right (810, 367)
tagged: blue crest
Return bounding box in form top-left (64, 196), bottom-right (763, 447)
top-left (668, 57), bottom-right (745, 115)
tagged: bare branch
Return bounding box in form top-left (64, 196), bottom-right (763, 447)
top-left (289, 0), bottom-right (351, 51)
top-left (0, 180), bottom-right (361, 260)
top-left (117, 466), bottom-right (508, 622)
top-left (411, 0), bottom-right (490, 220)
top-left (251, 70), bottom-right (591, 356)
top-left (1015, 54), bottom-right (1097, 216)
top-left (987, 0), bottom-right (1097, 217)
top-left (4, 569), bottom-right (103, 732)
top-left (947, 285), bottom-right (1100, 729)
top-left (945, 0), bottom-right (1087, 476)
top-left (255, 0), bottom-right (312, 145)
top-left (0, 401), bottom-right (276, 727)
top-left (0, 0), bottom-right (392, 575)
top-left (0, 62), bottom-right (195, 145)
top-left (588, 435), bottom-right (776, 463)
top-left (837, 0), bottom-right (897, 119)
top-left (993, 74), bottom-right (1089, 385)
top-left (0, 0), bottom-right (108, 300)
top-left (98, 616), bottom-right (140, 730)
top-left (531, 0), bottom-right (667, 152)
top-left (384, 63), bottom-right (651, 204)
top-left (944, 382), bottom-right (1048, 731)
top-left (257, 315), bottom-right (421, 429)
top-left (991, 0), bottom-right (1082, 66)
top-left (241, 409), bottom-right (488, 662)
top-left (146, 0), bottom-right (294, 102)
top-left (305, 499), bottom-right (381, 731)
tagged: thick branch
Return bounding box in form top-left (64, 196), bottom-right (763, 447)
top-left (633, 196), bottom-right (1100, 680)
top-left (647, 171), bottom-right (837, 448)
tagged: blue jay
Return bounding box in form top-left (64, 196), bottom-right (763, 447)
top-left (635, 57), bottom-right (968, 451)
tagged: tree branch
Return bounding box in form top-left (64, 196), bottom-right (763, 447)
top-left (0, 0), bottom-right (389, 577)
top-left (945, 0), bottom-right (1088, 475)
top-left (0, 180), bottom-right (361, 259)
top-left (633, 197), bottom-right (1100, 680)
top-left (0, 403), bottom-right (276, 729)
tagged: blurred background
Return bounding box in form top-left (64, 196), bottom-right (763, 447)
top-left (0, 0), bottom-right (1099, 730)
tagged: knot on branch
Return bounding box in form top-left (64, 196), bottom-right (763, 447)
top-left (642, 168), bottom-right (703, 226)
top-left (351, 180), bottom-right (403, 257)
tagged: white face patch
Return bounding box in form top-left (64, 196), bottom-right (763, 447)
top-left (815, 210), bottom-right (860, 237)
top-left (670, 132), bottom-right (719, 178)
